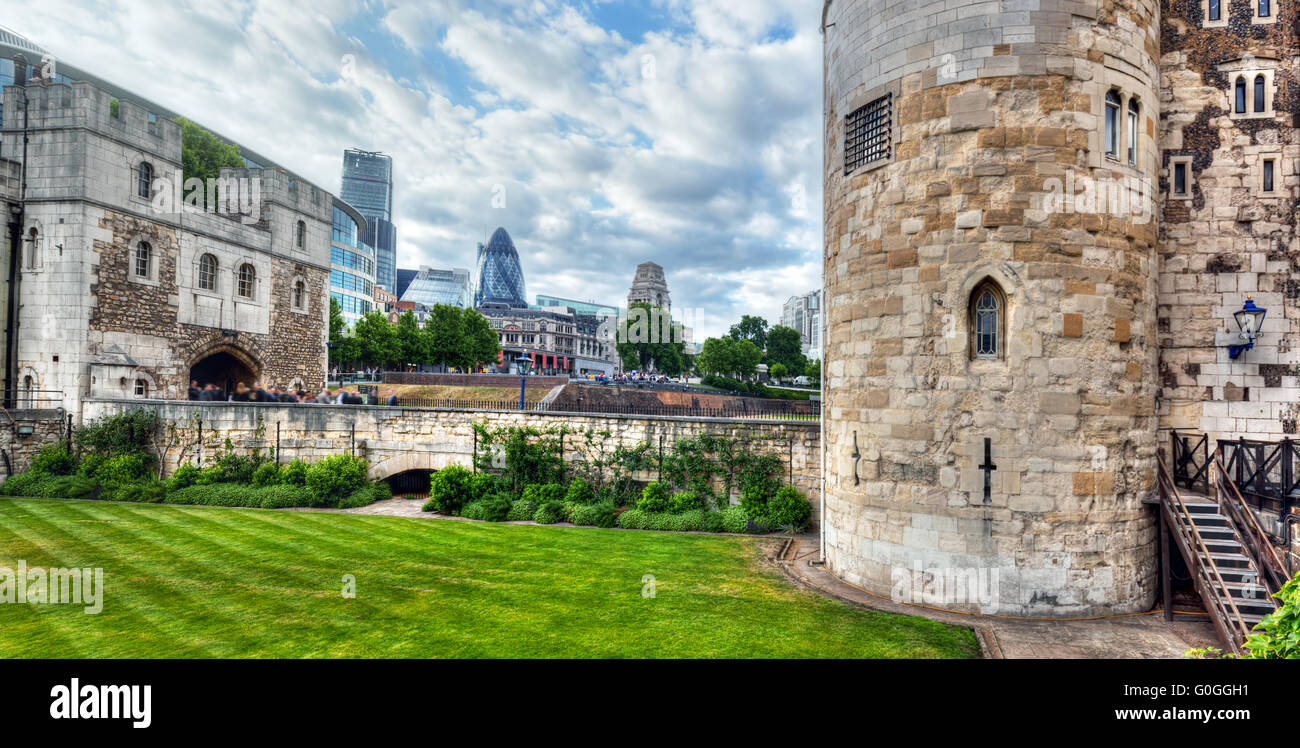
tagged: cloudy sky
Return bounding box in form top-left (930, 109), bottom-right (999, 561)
top-left (6, 0), bottom-right (823, 339)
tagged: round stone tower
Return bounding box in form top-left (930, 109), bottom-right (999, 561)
top-left (822, 0), bottom-right (1161, 616)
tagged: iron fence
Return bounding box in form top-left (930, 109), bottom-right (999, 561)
top-left (388, 397), bottom-right (819, 421)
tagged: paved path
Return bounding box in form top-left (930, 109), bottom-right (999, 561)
top-left (775, 536), bottom-right (1219, 659)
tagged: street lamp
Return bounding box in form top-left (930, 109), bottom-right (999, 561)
top-left (516, 354), bottom-right (533, 410)
top-left (1229, 297), bottom-right (1268, 360)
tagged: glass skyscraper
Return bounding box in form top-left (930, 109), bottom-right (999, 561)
top-left (401, 266), bottom-right (473, 308)
top-left (474, 228), bottom-right (527, 308)
top-left (340, 149), bottom-right (397, 294)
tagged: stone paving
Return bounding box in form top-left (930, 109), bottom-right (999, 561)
top-left (776, 536), bottom-right (1219, 660)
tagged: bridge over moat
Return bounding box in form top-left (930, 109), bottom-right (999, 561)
top-left (79, 398), bottom-right (823, 516)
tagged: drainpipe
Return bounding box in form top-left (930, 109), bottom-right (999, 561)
top-left (4, 63), bottom-right (29, 411)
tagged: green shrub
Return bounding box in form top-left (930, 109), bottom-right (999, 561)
top-left (94, 454), bottom-right (147, 485)
top-left (251, 462), bottom-right (283, 487)
top-left (28, 475), bottom-right (101, 501)
top-left (205, 452), bottom-right (267, 485)
top-left (304, 455), bottom-right (368, 507)
top-left (29, 444), bottom-right (77, 476)
top-left (507, 499), bottom-right (537, 521)
top-left (460, 500), bottom-right (488, 520)
top-left (570, 502), bottom-right (617, 528)
top-left (616, 508), bottom-right (648, 530)
top-left (478, 494), bottom-right (513, 522)
top-left (533, 500), bottom-right (565, 525)
top-left (279, 459), bottom-right (309, 486)
top-left (1244, 573), bottom-right (1300, 659)
top-left (0, 471), bottom-right (42, 497)
top-left (523, 483), bottom-right (565, 505)
top-left (167, 463), bottom-right (202, 491)
top-left (338, 481), bottom-right (391, 509)
top-left (739, 485), bottom-right (771, 521)
top-left (259, 485), bottom-right (315, 509)
top-left (103, 480), bottom-right (167, 504)
top-left (165, 483), bottom-right (263, 507)
top-left (637, 481), bottom-right (670, 513)
top-left (720, 505), bottom-right (750, 534)
top-left (701, 511), bottom-right (726, 533)
top-left (427, 464), bottom-right (474, 514)
top-left (77, 454), bottom-right (106, 480)
top-left (669, 491), bottom-right (704, 514)
top-left (467, 472), bottom-right (496, 499)
top-left (616, 509), bottom-right (704, 532)
top-left (767, 486), bottom-right (812, 531)
top-left (565, 477), bottom-right (596, 505)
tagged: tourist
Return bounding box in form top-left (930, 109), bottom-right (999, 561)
top-left (386, 390), bottom-right (398, 407)
top-left (366, 390), bottom-right (380, 406)
top-left (187, 380), bottom-right (201, 401)
top-left (232, 382), bottom-right (251, 402)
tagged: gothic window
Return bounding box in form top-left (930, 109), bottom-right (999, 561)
top-left (136, 162), bottom-right (153, 199)
top-left (969, 281), bottom-right (1006, 361)
top-left (134, 241), bottom-right (152, 278)
top-left (1254, 75), bottom-right (1266, 112)
top-left (844, 93), bottom-right (892, 175)
top-left (198, 253), bottom-right (218, 291)
top-left (293, 279), bottom-right (306, 310)
top-left (1104, 91), bottom-right (1120, 158)
top-left (1127, 98), bottom-right (1140, 165)
top-left (1235, 76), bottom-right (1247, 113)
top-left (237, 263), bottom-right (256, 299)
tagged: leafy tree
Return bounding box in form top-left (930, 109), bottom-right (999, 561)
top-left (328, 297), bottom-right (360, 368)
top-left (728, 315), bottom-right (769, 351)
top-left (769, 362), bottom-right (788, 380)
top-left (395, 311), bottom-right (426, 368)
top-left (804, 359), bottom-right (821, 385)
top-left (354, 310), bottom-right (400, 369)
top-left (765, 325), bottom-right (806, 373)
top-left (616, 302), bottom-right (686, 376)
top-left (732, 339), bottom-right (762, 379)
top-left (459, 307), bottom-right (500, 371)
top-left (177, 117), bottom-right (244, 209)
top-left (425, 304), bottom-right (465, 371)
top-left (698, 337), bottom-right (759, 379)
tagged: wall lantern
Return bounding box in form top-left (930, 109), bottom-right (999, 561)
top-left (15, 425), bottom-right (34, 437)
top-left (1228, 297), bottom-right (1267, 360)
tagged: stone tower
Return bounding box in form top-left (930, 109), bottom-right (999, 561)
top-left (822, 0), bottom-right (1161, 616)
top-left (627, 261), bottom-right (671, 312)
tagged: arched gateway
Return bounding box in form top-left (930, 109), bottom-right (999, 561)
top-left (188, 344), bottom-right (260, 395)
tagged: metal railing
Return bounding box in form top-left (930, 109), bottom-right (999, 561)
top-left (389, 397), bottom-right (818, 420)
top-left (1220, 436), bottom-right (1298, 518)
top-left (2, 389), bottom-right (65, 411)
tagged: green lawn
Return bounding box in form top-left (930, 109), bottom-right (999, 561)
top-left (0, 498), bottom-right (979, 658)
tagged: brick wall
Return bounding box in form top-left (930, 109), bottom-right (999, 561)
top-left (383, 372), bottom-right (569, 390)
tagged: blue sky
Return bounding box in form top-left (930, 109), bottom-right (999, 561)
top-left (5, 0), bottom-right (823, 339)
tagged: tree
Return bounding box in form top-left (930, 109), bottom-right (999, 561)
top-left (728, 315), bottom-right (769, 351)
top-left (424, 305), bottom-right (465, 371)
top-left (769, 362), bottom-right (788, 381)
top-left (616, 302), bottom-right (686, 376)
top-left (458, 308), bottom-right (500, 371)
top-left (353, 310), bottom-right (400, 369)
top-left (765, 325), bottom-right (806, 373)
top-left (697, 337), bottom-right (735, 378)
top-left (177, 117), bottom-right (244, 209)
top-left (396, 311), bottom-right (427, 368)
top-left (732, 339), bottom-right (762, 379)
top-left (328, 297), bottom-right (359, 368)
top-left (805, 359), bottom-right (821, 385)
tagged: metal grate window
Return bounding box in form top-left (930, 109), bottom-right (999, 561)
top-left (845, 94), bottom-right (892, 175)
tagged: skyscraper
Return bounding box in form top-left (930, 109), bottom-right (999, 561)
top-left (474, 228), bottom-right (527, 308)
top-left (340, 149), bottom-right (397, 294)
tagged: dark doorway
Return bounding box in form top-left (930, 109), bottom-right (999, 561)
top-left (190, 351), bottom-right (257, 395)
top-left (387, 470), bottom-right (432, 499)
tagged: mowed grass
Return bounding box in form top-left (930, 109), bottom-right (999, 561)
top-left (0, 498), bottom-right (979, 659)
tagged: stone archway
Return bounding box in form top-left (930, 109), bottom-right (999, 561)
top-left (188, 344), bottom-right (260, 395)
top-left (368, 452), bottom-right (470, 481)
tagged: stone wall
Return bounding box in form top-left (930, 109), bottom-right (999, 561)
top-left (822, 0), bottom-right (1162, 616)
top-left (0, 411), bottom-right (68, 477)
top-left (1157, 1), bottom-right (1300, 442)
top-left (81, 398), bottom-right (823, 525)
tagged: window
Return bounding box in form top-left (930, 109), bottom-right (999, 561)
top-left (969, 281), bottom-right (1005, 361)
top-left (1127, 98), bottom-right (1140, 165)
top-left (1260, 0), bottom-right (1271, 16)
top-left (293, 279), bottom-right (306, 310)
top-left (845, 93), bottom-right (892, 175)
top-left (237, 263), bottom-right (256, 299)
top-left (1235, 77), bottom-right (1247, 113)
top-left (1254, 75), bottom-right (1266, 112)
top-left (136, 162), bottom-right (153, 199)
top-left (1104, 91), bottom-right (1120, 158)
top-left (1262, 158), bottom-right (1276, 193)
top-left (134, 241), bottom-right (151, 278)
top-left (296, 220), bottom-right (306, 249)
top-left (1209, 0), bottom-right (1221, 20)
top-left (198, 253), bottom-right (217, 291)
top-left (135, 379), bottom-right (148, 397)
top-left (24, 227), bottom-right (38, 269)
top-left (1174, 162), bottom-right (1188, 195)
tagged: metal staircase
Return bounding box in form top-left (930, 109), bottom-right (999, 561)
top-left (1157, 452), bottom-right (1286, 655)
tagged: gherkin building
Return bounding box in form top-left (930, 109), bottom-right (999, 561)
top-left (474, 227), bottom-right (527, 307)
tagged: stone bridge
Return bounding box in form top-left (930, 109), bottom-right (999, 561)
top-left (80, 399), bottom-right (822, 514)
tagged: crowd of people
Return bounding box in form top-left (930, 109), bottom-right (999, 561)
top-left (187, 380), bottom-right (400, 406)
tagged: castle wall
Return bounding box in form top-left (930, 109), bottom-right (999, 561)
top-left (1157, 2), bottom-right (1300, 442)
top-left (823, 0), bottom-right (1162, 615)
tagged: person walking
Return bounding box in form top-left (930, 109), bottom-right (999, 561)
top-left (386, 390), bottom-right (398, 407)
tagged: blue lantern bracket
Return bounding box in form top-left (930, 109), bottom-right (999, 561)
top-left (1225, 297), bottom-right (1268, 360)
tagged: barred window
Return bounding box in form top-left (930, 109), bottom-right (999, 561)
top-left (845, 94), bottom-right (892, 175)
